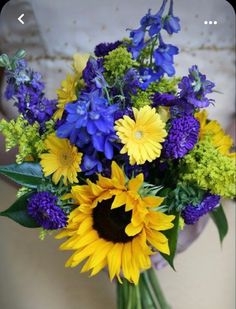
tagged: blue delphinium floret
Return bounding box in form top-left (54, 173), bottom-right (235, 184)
top-left (153, 35), bottom-right (179, 77)
top-left (182, 193), bottom-right (220, 224)
top-left (163, 115), bottom-right (200, 158)
top-left (83, 57), bottom-right (108, 90)
top-left (163, 0), bottom-right (181, 34)
top-left (178, 65), bottom-right (215, 108)
top-left (27, 192), bottom-right (67, 230)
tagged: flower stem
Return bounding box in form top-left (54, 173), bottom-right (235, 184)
top-left (146, 268), bottom-right (171, 309)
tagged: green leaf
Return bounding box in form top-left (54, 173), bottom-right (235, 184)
top-left (160, 212), bottom-right (180, 270)
top-left (210, 204), bottom-right (228, 243)
top-left (0, 192), bottom-right (39, 228)
top-left (0, 162), bottom-right (43, 188)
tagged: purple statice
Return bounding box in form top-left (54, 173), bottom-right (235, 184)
top-left (128, 0), bottom-right (167, 59)
top-left (182, 193), bottom-right (220, 225)
top-left (163, 0), bottom-right (181, 34)
top-left (153, 35), bottom-right (179, 77)
top-left (4, 59), bottom-right (57, 128)
top-left (178, 65), bottom-right (215, 108)
top-left (82, 57), bottom-right (107, 90)
top-left (94, 41), bottom-right (122, 57)
top-left (163, 115), bottom-right (200, 158)
top-left (56, 90), bottom-right (118, 173)
top-left (27, 192), bottom-right (67, 230)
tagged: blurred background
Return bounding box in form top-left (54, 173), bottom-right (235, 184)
top-left (0, 0), bottom-right (235, 308)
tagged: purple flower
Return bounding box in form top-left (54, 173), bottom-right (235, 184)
top-left (82, 57), bottom-right (107, 90)
top-left (4, 59), bottom-right (57, 128)
top-left (123, 68), bottom-right (141, 95)
top-left (163, 116), bottom-right (200, 158)
top-left (94, 41), bottom-right (122, 57)
top-left (153, 35), bottom-right (179, 77)
top-left (178, 65), bottom-right (215, 108)
top-left (27, 192), bottom-right (67, 230)
top-left (163, 0), bottom-right (181, 34)
top-left (182, 193), bottom-right (220, 224)
top-left (139, 68), bottom-right (162, 90)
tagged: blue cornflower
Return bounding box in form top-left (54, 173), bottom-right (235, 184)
top-left (94, 41), bottom-right (122, 57)
top-left (163, 115), bottom-right (200, 158)
top-left (153, 35), bottom-right (179, 77)
top-left (27, 192), bottom-right (67, 230)
top-left (163, 0), bottom-right (181, 34)
top-left (182, 193), bottom-right (220, 224)
top-left (178, 65), bottom-right (215, 108)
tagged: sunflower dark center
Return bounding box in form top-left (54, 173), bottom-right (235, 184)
top-left (92, 197), bottom-right (133, 243)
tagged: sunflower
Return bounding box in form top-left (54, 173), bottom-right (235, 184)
top-left (115, 106), bottom-right (167, 165)
top-left (195, 110), bottom-right (235, 157)
top-left (40, 134), bottom-right (82, 185)
top-left (56, 162), bottom-right (175, 284)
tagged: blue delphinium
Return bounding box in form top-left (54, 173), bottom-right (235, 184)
top-left (94, 41), bottom-right (122, 57)
top-left (27, 192), bottom-right (67, 230)
top-left (57, 90), bottom-right (118, 173)
top-left (163, 115), bottom-right (200, 158)
top-left (163, 0), bottom-right (181, 34)
top-left (182, 193), bottom-right (220, 224)
top-left (153, 35), bottom-right (179, 77)
top-left (128, 0), bottom-right (168, 59)
top-left (4, 59), bottom-right (57, 127)
top-left (178, 65), bottom-right (215, 108)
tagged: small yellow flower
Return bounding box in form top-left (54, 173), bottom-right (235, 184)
top-left (40, 134), bottom-right (82, 185)
top-left (115, 106), bottom-right (167, 165)
top-left (73, 53), bottom-right (89, 77)
top-left (56, 162), bottom-right (174, 284)
top-left (54, 74), bottom-right (78, 120)
top-left (195, 110), bottom-right (235, 157)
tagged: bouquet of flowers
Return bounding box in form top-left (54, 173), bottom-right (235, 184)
top-left (0, 0), bottom-right (235, 308)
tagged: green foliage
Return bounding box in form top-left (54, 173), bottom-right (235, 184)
top-left (180, 138), bottom-right (236, 198)
top-left (163, 182), bottom-right (205, 213)
top-left (0, 49), bottom-right (26, 70)
top-left (160, 212), bottom-right (180, 270)
top-left (104, 47), bottom-right (137, 82)
top-left (0, 192), bottom-right (39, 228)
top-left (16, 187), bottom-right (32, 198)
top-left (210, 204), bottom-right (228, 243)
top-left (0, 162), bottom-right (43, 188)
top-left (132, 77), bottom-right (180, 108)
top-left (0, 115), bottom-right (46, 163)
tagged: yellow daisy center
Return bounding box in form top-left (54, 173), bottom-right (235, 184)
top-left (134, 130), bottom-right (143, 140)
top-left (59, 152), bottom-right (75, 166)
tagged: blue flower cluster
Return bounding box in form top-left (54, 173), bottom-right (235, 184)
top-left (5, 59), bottom-right (57, 128)
top-left (182, 193), bottom-right (220, 224)
top-left (27, 192), bottom-right (67, 230)
top-left (128, 0), bottom-right (180, 86)
top-left (57, 89), bottom-right (118, 174)
top-left (179, 65), bottom-right (215, 108)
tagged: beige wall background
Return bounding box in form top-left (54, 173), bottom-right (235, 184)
top-left (0, 0), bottom-right (235, 308)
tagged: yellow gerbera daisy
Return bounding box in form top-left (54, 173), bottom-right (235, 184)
top-left (115, 106), bottom-right (167, 165)
top-left (73, 53), bottom-right (89, 77)
top-left (56, 162), bottom-right (175, 285)
top-left (40, 134), bottom-right (82, 185)
top-left (195, 110), bottom-right (235, 158)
